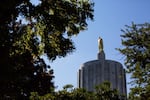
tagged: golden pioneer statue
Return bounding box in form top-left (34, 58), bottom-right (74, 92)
top-left (98, 37), bottom-right (103, 52)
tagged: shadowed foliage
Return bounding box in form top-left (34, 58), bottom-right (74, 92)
top-left (30, 82), bottom-right (122, 100)
top-left (0, 0), bottom-right (94, 99)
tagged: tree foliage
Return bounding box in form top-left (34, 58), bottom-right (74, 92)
top-left (30, 82), bottom-right (122, 100)
top-left (118, 23), bottom-right (150, 99)
top-left (0, 0), bottom-right (94, 99)
top-left (95, 81), bottom-right (121, 100)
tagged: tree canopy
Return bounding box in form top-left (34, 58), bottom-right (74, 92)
top-left (118, 23), bottom-right (150, 99)
top-left (30, 82), bottom-right (122, 100)
top-left (0, 0), bottom-right (94, 99)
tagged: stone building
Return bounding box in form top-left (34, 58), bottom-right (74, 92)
top-left (77, 37), bottom-right (127, 96)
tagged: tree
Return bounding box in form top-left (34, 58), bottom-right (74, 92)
top-left (0, 0), bottom-right (94, 99)
top-left (30, 84), bottom-right (94, 100)
top-left (30, 82), bottom-right (121, 100)
top-left (117, 23), bottom-right (150, 99)
top-left (95, 81), bottom-right (120, 100)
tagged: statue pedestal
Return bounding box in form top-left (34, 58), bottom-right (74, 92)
top-left (97, 51), bottom-right (105, 60)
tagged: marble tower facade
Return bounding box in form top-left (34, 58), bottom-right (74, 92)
top-left (77, 37), bottom-right (127, 96)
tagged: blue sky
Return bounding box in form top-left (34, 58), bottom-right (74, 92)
top-left (32, 0), bottom-right (150, 93)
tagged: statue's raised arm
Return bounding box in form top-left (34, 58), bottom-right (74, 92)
top-left (98, 37), bottom-right (103, 53)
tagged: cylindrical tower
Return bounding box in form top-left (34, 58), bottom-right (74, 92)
top-left (78, 51), bottom-right (126, 95)
top-left (77, 37), bottom-right (127, 97)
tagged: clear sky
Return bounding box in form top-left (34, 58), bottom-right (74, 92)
top-left (31, 0), bottom-right (150, 93)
